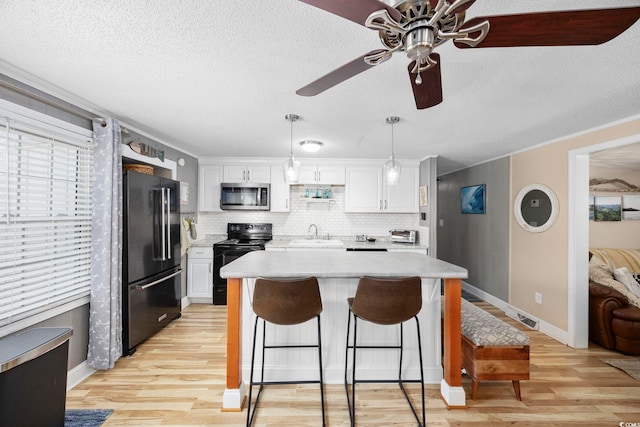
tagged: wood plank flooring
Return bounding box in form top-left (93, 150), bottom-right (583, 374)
top-left (66, 302), bottom-right (640, 426)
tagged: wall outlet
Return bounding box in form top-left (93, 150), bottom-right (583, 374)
top-left (439, 219), bottom-right (444, 226)
top-left (535, 292), bottom-right (542, 304)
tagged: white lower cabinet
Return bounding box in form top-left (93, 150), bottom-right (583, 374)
top-left (187, 247), bottom-right (213, 302)
top-left (388, 248), bottom-right (428, 255)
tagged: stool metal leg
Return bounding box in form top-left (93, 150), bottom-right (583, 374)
top-left (316, 315), bottom-right (326, 427)
top-left (344, 309), bottom-right (354, 426)
top-left (246, 316), bottom-right (261, 427)
top-left (247, 315), bottom-right (326, 427)
top-left (344, 313), bottom-right (425, 427)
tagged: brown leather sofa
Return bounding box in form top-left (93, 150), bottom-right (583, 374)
top-left (588, 249), bottom-right (640, 355)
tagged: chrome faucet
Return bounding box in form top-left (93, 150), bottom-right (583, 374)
top-left (308, 224), bottom-right (318, 239)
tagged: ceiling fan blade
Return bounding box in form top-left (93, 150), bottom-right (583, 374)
top-left (297, 50), bottom-right (388, 96)
top-left (454, 7), bottom-right (640, 48)
top-left (408, 54), bottom-right (443, 110)
top-left (299, 0), bottom-right (401, 27)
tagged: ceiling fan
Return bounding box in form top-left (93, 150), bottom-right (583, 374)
top-left (295, 0), bottom-right (640, 109)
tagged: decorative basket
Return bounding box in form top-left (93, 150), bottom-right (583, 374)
top-left (123, 164), bottom-right (154, 175)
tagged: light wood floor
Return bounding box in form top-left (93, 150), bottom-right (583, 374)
top-left (66, 302), bottom-right (640, 426)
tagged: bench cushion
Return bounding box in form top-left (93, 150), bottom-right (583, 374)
top-left (460, 299), bottom-right (530, 346)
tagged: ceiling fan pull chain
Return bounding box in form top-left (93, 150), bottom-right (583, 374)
top-left (415, 71), bottom-right (422, 85)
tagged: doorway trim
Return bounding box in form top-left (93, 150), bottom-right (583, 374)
top-left (568, 133), bottom-right (640, 348)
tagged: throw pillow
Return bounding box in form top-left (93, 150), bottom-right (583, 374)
top-left (613, 267), bottom-right (640, 298)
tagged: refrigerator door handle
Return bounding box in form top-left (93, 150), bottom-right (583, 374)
top-left (136, 270), bottom-right (182, 290)
top-left (161, 188), bottom-right (167, 261)
top-left (165, 187), bottom-right (171, 260)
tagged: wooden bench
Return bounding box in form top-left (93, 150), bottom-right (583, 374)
top-left (448, 299), bottom-right (530, 400)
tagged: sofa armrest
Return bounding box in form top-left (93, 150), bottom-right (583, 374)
top-left (589, 281), bottom-right (629, 304)
top-left (589, 281), bottom-right (626, 349)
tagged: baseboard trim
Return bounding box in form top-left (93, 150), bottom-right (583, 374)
top-left (461, 281), bottom-right (569, 345)
top-left (67, 361), bottom-right (95, 390)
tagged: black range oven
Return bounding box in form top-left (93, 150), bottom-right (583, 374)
top-left (212, 223), bottom-right (272, 305)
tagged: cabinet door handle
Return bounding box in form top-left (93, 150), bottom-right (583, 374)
top-left (209, 262), bottom-right (212, 274)
top-left (243, 170), bottom-right (246, 181)
top-left (247, 169), bottom-right (251, 181)
top-left (385, 200), bottom-right (388, 210)
top-left (379, 200), bottom-right (383, 210)
top-left (317, 171), bottom-right (321, 182)
top-left (286, 198), bottom-right (288, 209)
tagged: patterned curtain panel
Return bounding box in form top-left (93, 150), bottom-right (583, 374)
top-left (87, 118), bottom-right (123, 369)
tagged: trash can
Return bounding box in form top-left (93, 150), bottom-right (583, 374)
top-left (0, 327), bottom-right (73, 427)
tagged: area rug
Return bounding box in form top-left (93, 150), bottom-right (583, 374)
top-left (602, 358), bottom-right (640, 382)
top-left (65, 409), bottom-right (113, 427)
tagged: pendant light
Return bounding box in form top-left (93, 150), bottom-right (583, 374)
top-left (283, 114), bottom-right (300, 183)
top-left (384, 116), bottom-right (401, 185)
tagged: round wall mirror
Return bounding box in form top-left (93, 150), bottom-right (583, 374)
top-left (514, 184), bottom-right (559, 233)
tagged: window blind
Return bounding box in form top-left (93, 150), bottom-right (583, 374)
top-left (0, 114), bottom-right (94, 329)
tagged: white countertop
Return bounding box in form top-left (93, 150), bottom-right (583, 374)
top-left (266, 236), bottom-right (428, 250)
top-left (219, 250), bottom-right (467, 279)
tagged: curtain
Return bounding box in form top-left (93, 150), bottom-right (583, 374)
top-left (87, 118), bottom-right (122, 369)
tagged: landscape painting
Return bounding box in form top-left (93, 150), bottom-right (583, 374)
top-left (594, 196), bottom-right (622, 222)
top-left (461, 184), bottom-right (486, 214)
top-left (589, 195), bottom-right (594, 220)
top-left (622, 195), bottom-right (640, 220)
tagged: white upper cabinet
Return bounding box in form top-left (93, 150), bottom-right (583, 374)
top-left (385, 166), bottom-right (419, 213)
top-left (345, 164), bottom-right (419, 213)
top-left (269, 165), bottom-right (290, 212)
top-left (344, 166), bottom-right (384, 212)
top-left (223, 164), bottom-right (270, 183)
top-left (198, 165), bottom-right (223, 212)
top-left (298, 165), bottom-right (345, 185)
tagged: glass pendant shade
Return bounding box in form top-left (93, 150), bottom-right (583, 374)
top-left (283, 113), bottom-right (300, 184)
top-left (384, 155), bottom-right (401, 185)
top-left (384, 116), bottom-right (401, 185)
top-left (284, 155), bottom-right (300, 183)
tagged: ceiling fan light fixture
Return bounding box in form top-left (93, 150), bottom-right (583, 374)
top-left (405, 24), bottom-right (434, 62)
top-left (299, 140), bottom-right (324, 153)
top-left (384, 116), bottom-right (402, 186)
top-left (283, 114), bottom-right (300, 183)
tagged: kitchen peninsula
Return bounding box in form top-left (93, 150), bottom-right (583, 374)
top-left (219, 250), bottom-right (468, 409)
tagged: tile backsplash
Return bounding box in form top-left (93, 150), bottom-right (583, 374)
top-left (196, 186), bottom-right (420, 238)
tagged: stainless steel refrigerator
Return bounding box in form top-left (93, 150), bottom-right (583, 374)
top-left (122, 170), bottom-right (181, 355)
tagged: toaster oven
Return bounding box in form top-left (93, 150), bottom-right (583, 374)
top-left (389, 229), bottom-right (417, 244)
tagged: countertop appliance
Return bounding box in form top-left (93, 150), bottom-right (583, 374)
top-left (220, 182), bottom-right (270, 211)
top-left (122, 171), bottom-right (182, 355)
top-left (389, 229), bottom-right (418, 244)
top-left (213, 223), bottom-right (272, 305)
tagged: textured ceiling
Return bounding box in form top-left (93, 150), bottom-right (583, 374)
top-left (0, 0), bottom-right (639, 174)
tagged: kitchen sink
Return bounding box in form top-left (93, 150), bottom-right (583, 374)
top-left (288, 239), bottom-right (344, 247)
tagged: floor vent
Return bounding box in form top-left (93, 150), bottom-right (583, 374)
top-left (505, 308), bottom-right (540, 330)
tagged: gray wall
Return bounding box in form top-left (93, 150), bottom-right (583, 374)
top-left (437, 157), bottom-right (510, 301)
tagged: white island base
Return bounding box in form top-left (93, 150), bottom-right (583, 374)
top-left (220, 251), bottom-right (468, 409)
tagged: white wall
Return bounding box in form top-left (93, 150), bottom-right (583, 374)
top-left (197, 186), bottom-right (421, 239)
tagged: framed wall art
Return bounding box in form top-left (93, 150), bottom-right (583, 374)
top-left (594, 196), bottom-right (621, 221)
top-left (461, 184), bottom-right (486, 214)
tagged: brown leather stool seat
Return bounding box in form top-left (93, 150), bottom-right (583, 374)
top-left (246, 276), bottom-right (325, 427)
top-left (345, 276), bottom-right (425, 426)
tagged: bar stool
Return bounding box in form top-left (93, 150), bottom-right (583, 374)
top-left (246, 276), bottom-right (325, 427)
top-left (344, 276), bottom-right (425, 426)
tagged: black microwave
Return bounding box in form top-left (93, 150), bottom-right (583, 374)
top-left (220, 182), bottom-right (270, 210)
